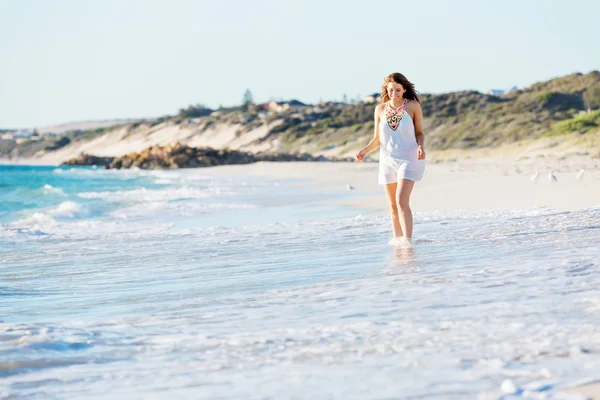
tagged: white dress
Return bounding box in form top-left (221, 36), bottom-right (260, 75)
top-left (378, 100), bottom-right (426, 184)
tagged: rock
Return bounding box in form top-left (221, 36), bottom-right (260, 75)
top-left (171, 154), bottom-right (190, 168)
top-left (122, 158), bottom-right (134, 169)
top-left (105, 142), bottom-right (355, 170)
top-left (61, 153), bottom-right (115, 167)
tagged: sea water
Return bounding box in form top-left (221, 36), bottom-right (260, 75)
top-left (1, 164), bottom-right (599, 399)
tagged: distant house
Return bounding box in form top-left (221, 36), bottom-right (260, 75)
top-left (13, 129), bottom-right (34, 138)
top-left (363, 92), bottom-right (381, 103)
top-left (289, 112), bottom-right (305, 120)
top-left (256, 102), bottom-right (271, 111)
top-left (319, 101), bottom-right (345, 107)
top-left (311, 101), bottom-right (345, 112)
top-left (487, 86), bottom-right (518, 96)
top-left (268, 99), bottom-right (307, 113)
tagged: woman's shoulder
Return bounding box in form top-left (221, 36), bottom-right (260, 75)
top-left (406, 99), bottom-right (421, 112)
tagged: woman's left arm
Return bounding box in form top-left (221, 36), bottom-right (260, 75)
top-left (413, 102), bottom-right (426, 160)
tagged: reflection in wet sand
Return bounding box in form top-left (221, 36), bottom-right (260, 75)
top-left (384, 245), bottom-right (420, 275)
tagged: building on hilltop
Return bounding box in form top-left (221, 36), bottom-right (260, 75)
top-left (363, 92), bottom-right (380, 103)
top-left (487, 86), bottom-right (518, 96)
top-left (13, 130), bottom-right (34, 138)
top-left (267, 99), bottom-right (307, 113)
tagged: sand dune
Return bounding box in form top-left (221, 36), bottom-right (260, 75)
top-left (31, 120), bottom-right (284, 164)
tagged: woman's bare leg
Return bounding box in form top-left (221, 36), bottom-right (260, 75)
top-left (384, 182), bottom-right (403, 238)
top-left (396, 179), bottom-right (415, 240)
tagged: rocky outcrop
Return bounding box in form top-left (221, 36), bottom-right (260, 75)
top-left (60, 153), bottom-right (115, 166)
top-left (103, 142), bottom-right (353, 170)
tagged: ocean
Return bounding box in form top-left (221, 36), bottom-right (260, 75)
top-left (1, 164), bottom-right (599, 399)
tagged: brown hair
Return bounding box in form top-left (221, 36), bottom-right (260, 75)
top-left (380, 72), bottom-right (420, 103)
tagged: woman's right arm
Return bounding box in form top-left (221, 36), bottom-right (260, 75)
top-left (356, 105), bottom-right (381, 161)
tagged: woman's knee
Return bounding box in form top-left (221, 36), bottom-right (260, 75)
top-left (397, 198), bottom-right (410, 211)
top-left (388, 203), bottom-right (399, 216)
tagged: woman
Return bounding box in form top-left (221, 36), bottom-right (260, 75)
top-left (356, 72), bottom-right (426, 245)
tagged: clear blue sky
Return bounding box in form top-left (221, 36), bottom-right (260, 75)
top-left (0, 0), bottom-right (598, 128)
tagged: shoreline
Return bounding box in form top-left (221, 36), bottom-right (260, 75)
top-left (0, 158), bottom-right (58, 166)
top-left (4, 155), bottom-right (600, 214)
top-left (195, 157), bottom-right (600, 215)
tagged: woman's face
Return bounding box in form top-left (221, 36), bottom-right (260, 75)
top-left (387, 82), bottom-right (405, 99)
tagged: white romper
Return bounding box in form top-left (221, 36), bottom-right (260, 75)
top-left (378, 100), bottom-right (426, 184)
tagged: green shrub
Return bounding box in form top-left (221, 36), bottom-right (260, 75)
top-left (44, 136), bottom-right (71, 151)
top-left (549, 110), bottom-right (600, 135)
top-left (178, 104), bottom-right (213, 118)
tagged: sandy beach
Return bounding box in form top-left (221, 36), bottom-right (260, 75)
top-left (565, 382), bottom-right (600, 399)
top-left (198, 154), bottom-right (600, 215)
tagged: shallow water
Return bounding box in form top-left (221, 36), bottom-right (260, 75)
top-left (1, 165), bottom-right (599, 399)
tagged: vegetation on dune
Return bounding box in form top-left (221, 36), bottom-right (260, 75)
top-left (177, 104), bottom-right (213, 118)
top-left (0, 124), bottom-right (126, 158)
top-left (2, 71), bottom-right (599, 159)
top-left (278, 71), bottom-right (599, 153)
top-left (526, 71), bottom-right (600, 95)
top-left (549, 109), bottom-right (600, 136)
top-left (70, 125), bottom-right (124, 141)
top-left (583, 86), bottom-right (600, 110)
top-left (264, 71), bottom-right (600, 153)
top-left (262, 103), bottom-right (373, 148)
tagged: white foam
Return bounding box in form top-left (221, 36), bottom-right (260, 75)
top-left (387, 237), bottom-right (412, 247)
top-left (2, 204), bottom-right (600, 399)
top-left (78, 186), bottom-right (214, 203)
top-left (53, 167), bottom-right (215, 184)
top-left (413, 207), bottom-right (566, 223)
top-left (8, 202), bottom-right (87, 235)
top-left (11, 212), bottom-right (57, 230)
top-left (110, 201), bottom-right (256, 219)
top-left (53, 201), bottom-right (86, 218)
top-left (6, 214), bottom-right (175, 239)
top-left (42, 184), bottom-right (65, 196)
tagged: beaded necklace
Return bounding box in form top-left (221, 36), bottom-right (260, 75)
top-left (385, 99), bottom-right (407, 131)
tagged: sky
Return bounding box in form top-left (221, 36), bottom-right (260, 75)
top-left (0, 0), bottom-right (598, 128)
